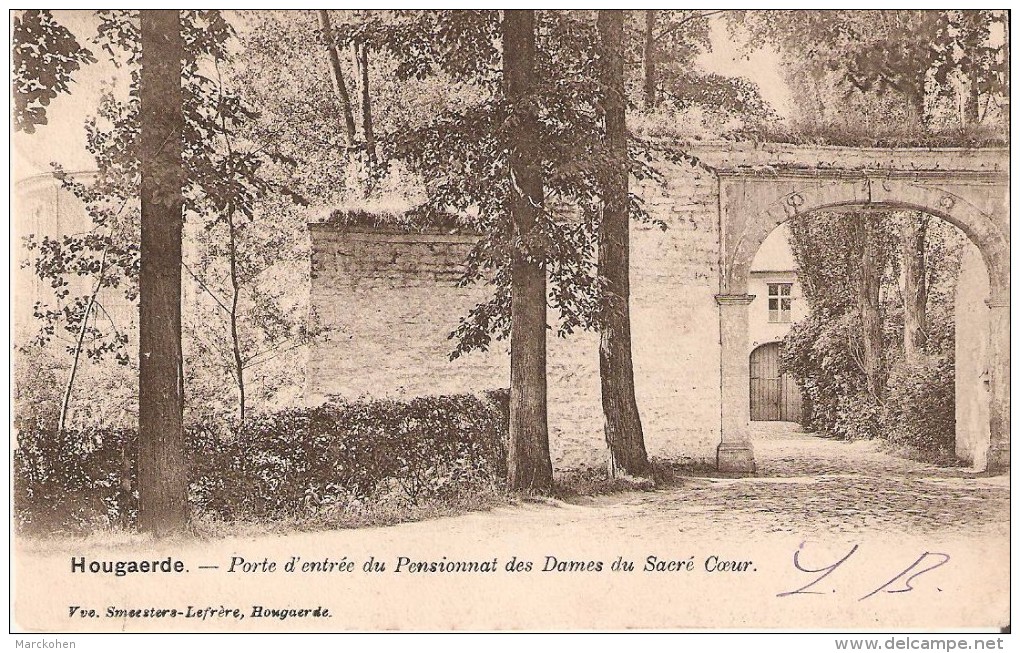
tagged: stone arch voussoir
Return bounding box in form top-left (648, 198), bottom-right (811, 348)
top-left (725, 177), bottom-right (1009, 299)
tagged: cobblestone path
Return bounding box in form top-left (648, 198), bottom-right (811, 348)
top-left (601, 422), bottom-right (1010, 538)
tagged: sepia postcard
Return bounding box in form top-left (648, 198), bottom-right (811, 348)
top-left (9, 8), bottom-right (1011, 637)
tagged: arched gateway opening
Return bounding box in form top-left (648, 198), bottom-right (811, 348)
top-left (714, 158), bottom-right (1009, 473)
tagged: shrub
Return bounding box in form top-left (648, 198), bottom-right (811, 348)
top-left (13, 426), bottom-right (136, 532)
top-left (744, 120), bottom-right (1007, 149)
top-left (832, 392), bottom-right (883, 441)
top-left (327, 207), bottom-right (472, 234)
top-left (782, 312), bottom-right (874, 437)
top-left (881, 354), bottom-right (956, 462)
top-left (14, 390), bottom-right (509, 534)
top-left (12, 346), bottom-right (63, 432)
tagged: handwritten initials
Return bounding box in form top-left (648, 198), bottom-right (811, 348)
top-left (859, 552), bottom-right (951, 601)
top-left (778, 542), bottom-right (950, 600)
top-left (777, 541), bottom-right (858, 597)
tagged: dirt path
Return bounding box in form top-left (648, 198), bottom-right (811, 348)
top-left (14, 424), bottom-right (1009, 631)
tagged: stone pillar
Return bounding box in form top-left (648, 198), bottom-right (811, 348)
top-left (986, 296), bottom-right (1010, 472)
top-left (716, 294), bottom-right (756, 473)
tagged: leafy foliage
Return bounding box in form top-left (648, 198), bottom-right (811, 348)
top-left (665, 71), bottom-right (773, 122)
top-left (327, 208), bottom-right (471, 233)
top-left (12, 10), bottom-right (97, 133)
top-left (198, 10), bottom-right (774, 368)
top-left (13, 347), bottom-right (64, 429)
top-left (788, 211), bottom-right (899, 315)
top-left (782, 311), bottom-right (884, 440)
top-left (879, 225), bottom-right (962, 461)
top-left (748, 122), bottom-right (1008, 148)
top-left (232, 10), bottom-right (495, 207)
top-left (14, 390), bottom-right (509, 532)
top-left (881, 354), bottom-right (956, 462)
top-left (14, 425), bottom-right (137, 532)
top-left (783, 209), bottom-right (967, 458)
top-left (732, 10), bottom-right (1009, 135)
top-left (386, 11), bottom-right (685, 356)
top-left (22, 10), bottom-right (312, 421)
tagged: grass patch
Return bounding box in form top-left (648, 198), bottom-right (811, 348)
top-left (191, 484), bottom-right (513, 539)
top-left (552, 457), bottom-right (699, 502)
top-left (553, 466), bottom-right (652, 502)
top-left (16, 456), bottom-right (706, 546)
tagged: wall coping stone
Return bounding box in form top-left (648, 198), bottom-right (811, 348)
top-left (308, 222), bottom-right (480, 236)
top-left (650, 138), bottom-right (1008, 155)
top-left (649, 140), bottom-right (1009, 174)
top-left (308, 223), bottom-right (482, 245)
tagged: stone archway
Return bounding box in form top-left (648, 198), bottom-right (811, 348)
top-left (713, 158), bottom-right (1009, 473)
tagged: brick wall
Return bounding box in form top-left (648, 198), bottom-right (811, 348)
top-left (626, 162), bottom-right (721, 465)
top-left (307, 158), bottom-right (723, 468)
top-left (306, 143), bottom-right (1008, 470)
top-left (307, 227), bottom-right (508, 400)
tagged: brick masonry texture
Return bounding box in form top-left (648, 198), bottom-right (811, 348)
top-left (307, 159), bottom-right (722, 469)
top-left (307, 144), bottom-right (1009, 470)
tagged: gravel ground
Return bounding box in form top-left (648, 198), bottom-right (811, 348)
top-left (14, 422), bottom-right (1009, 631)
top-left (644, 422), bottom-right (1012, 537)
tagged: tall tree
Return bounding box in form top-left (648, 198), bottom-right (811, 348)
top-left (638, 10), bottom-right (718, 110)
top-left (852, 213), bottom-right (887, 399)
top-left (318, 9), bottom-right (358, 148)
top-left (138, 9), bottom-right (188, 534)
top-left (353, 41), bottom-right (378, 169)
top-left (641, 11), bottom-right (657, 109)
top-left (504, 10), bottom-right (553, 492)
top-left (596, 11), bottom-right (651, 479)
top-left (55, 246), bottom-right (112, 435)
top-left (788, 212), bottom-right (897, 393)
top-left (900, 214), bottom-right (929, 361)
top-left (954, 10), bottom-right (1007, 125)
top-left (26, 10), bottom-right (309, 427)
top-left (734, 9), bottom-right (1009, 132)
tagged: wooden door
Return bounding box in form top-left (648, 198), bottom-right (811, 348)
top-left (750, 342), bottom-right (803, 422)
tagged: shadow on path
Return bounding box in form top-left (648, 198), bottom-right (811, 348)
top-left (605, 422), bottom-right (1010, 537)
top-left (18, 423), bottom-right (1005, 550)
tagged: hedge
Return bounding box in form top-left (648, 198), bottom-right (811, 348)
top-left (14, 390), bottom-right (509, 533)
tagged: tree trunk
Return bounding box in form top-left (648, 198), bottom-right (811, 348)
top-left (901, 214), bottom-right (928, 361)
top-left (642, 10), bottom-right (657, 109)
top-left (214, 58), bottom-right (247, 422)
top-left (227, 211), bottom-right (245, 422)
top-left (317, 9), bottom-right (357, 147)
top-left (809, 65), bottom-right (828, 123)
top-left (138, 10), bottom-right (188, 536)
top-left (910, 71), bottom-right (927, 129)
top-left (503, 10), bottom-right (553, 493)
top-left (119, 423), bottom-right (134, 528)
top-left (58, 246), bottom-right (109, 435)
top-left (355, 41), bottom-right (377, 169)
top-left (1003, 17), bottom-right (1010, 97)
top-left (966, 59), bottom-right (982, 125)
top-left (597, 10), bottom-right (652, 479)
top-left (855, 214), bottom-right (886, 399)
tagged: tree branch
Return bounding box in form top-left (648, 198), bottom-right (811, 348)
top-left (653, 10), bottom-right (727, 45)
top-left (182, 261), bottom-right (231, 316)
